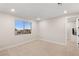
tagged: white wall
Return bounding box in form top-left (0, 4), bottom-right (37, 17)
top-left (0, 12), bottom-right (78, 49)
top-left (0, 13), bottom-right (38, 49)
top-left (38, 17), bottom-right (67, 45)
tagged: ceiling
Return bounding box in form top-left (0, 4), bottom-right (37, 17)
top-left (0, 3), bottom-right (79, 20)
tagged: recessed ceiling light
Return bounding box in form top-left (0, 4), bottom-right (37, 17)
top-left (36, 18), bottom-right (41, 21)
top-left (64, 10), bottom-right (67, 14)
top-left (11, 8), bottom-right (15, 12)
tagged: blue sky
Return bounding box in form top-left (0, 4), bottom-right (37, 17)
top-left (15, 20), bottom-right (32, 30)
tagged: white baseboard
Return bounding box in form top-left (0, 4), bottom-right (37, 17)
top-left (0, 39), bottom-right (36, 51)
top-left (0, 38), bottom-right (66, 51)
top-left (39, 39), bottom-right (66, 46)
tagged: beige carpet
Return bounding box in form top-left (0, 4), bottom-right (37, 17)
top-left (0, 40), bottom-right (79, 56)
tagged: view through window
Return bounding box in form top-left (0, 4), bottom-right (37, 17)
top-left (15, 20), bottom-right (32, 35)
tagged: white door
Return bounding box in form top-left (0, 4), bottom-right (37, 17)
top-left (67, 17), bottom-right (77, 48)
top-left (76, 18), bottom-right (79, 47)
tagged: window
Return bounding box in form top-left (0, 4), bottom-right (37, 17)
top-left (15, 20), bottom-right (32, 35)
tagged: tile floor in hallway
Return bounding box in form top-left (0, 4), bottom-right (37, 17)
top-left (0, 40), bottom-right (79, 56)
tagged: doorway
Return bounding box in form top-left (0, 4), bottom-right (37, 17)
top-left (66, 16), bottom-right (78, 48)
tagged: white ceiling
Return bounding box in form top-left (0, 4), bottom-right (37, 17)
top-left (0, 3), bottom-right (79, 20)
